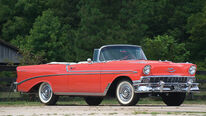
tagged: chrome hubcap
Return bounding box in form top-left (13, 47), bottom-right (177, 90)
top-left (40, 83), bottom-right (52, 101)
top-left (119, 83), bottom-right (132, 102)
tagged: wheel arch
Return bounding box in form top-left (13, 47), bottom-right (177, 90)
top-left (28, 81), bottom-right (52, 93)
top-left (106, 76), bottom-right (133, 97)
top-left (28, 82), bottom-right (43, 93)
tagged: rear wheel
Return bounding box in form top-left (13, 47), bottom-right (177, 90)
top-left (84, 97), bottom-right (103, 106)
top-left (161, 92), bottom-right (186, 106)
top-left (38, 82), bottom-right (58, 105)
top-left (116, 80), bottom-right (139, 106)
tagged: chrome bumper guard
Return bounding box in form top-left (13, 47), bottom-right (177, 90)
top-left (133, 76), bottom-right (199, 93)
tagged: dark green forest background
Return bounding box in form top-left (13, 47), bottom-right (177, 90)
top-left (0, 0), bottom-right (206, 70)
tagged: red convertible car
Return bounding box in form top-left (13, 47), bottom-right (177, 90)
top-left (14, 45), bottom-right (199, 106)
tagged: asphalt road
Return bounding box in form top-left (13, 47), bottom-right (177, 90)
top-left (0, 104), bottom-right (206, 116)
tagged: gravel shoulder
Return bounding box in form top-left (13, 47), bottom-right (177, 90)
top-left (0, 104), bottom-right (206, 116)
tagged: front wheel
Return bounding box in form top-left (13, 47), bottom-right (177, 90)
top-left (161, 92), bottom-right (186, 106)
top-left (38, 82), bottom-right (58, 105)
top-left (116, 80), bottom-right (139, 106)
top-left (84, 97), bottom-right (103, 106)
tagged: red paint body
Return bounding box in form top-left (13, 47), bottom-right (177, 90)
top-left (16, 60), bottom-right (196, 96)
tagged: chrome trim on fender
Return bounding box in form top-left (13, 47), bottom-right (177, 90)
top-left (55, 92), bottom-right (105, 96)
top-left (66, 64), bottom-right (69, 72)
top-left (103, 83), bottom-right (111, 95)
top-left (66, 69), bottom-right (137, 73)
top-left (17, 71), bottom-right (136, 85)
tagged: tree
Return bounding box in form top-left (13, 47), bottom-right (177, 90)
top-left (187, 5), bottom-right (206, 59)
top-left (2, 16), bottom-right (30, 42)
top-left (141, 35), bottom-right (190, 62)
top-left (0, 0), bottom-right (17, 38)
top-left (0, 0), bottom-right (205, 66)
top-left (186, 4), bottom-right (206, 68)
top-left (1, 0), bottom-right (49, 42)
top-left (23, 9), bottom-right (72, 62)
top-left (47, 0), bottom-right (80, 28)
top-left (74, 0), bottom-right (128, 61)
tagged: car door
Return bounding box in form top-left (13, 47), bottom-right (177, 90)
top-left (68, 62), bottom-right (102, 93)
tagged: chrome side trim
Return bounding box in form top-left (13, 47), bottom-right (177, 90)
top-left (103, 83), bottom-right (111, 95)
top-left (68, 70), bottom-right (137, 73)
top-left (65, 63), bottom-right (137, 73)
top-left (17, 71), bottom-right (136, 85)
top-left (54, 83), bottom-right (111, 96)
top-left (17, 74), bottom-right (69, 85)
top-left (55, 92), bottom-right (105, 96)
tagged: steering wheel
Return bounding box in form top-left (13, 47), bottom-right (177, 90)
top-left (121, 55), bottom-right (135, 60)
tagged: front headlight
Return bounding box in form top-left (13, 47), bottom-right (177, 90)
top-left (189, 65), bottom-right (196, 75)
top-left (143, 65), bottom-right (151, 75)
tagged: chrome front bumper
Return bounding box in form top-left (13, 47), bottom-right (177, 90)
top-left (133, 76), bottom-right (199, 93)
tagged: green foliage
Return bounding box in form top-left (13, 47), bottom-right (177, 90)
top-left (196, 75), bottom-right (206, 81)
top-left (2, 16), bottom-right (30, 42)
top-left (194, 59), bottom-right (206, 71)
top-left (74, 0), bottom-right (128, 61)
top-left (24, 9), bottom-right (72, 62)
top-left (141, 35), bottom-right (190, 62)
top-left (0, 71), bottom-right (16, 79)
top-left (187, 5), bottom-right (206, 63)
top-left (0, 0), bottom-right (205, 67)
top-left (18, 48), bottom-right (44, 65)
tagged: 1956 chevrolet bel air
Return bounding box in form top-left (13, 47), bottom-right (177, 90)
top-left (14, 44), bottom-right (199, 106)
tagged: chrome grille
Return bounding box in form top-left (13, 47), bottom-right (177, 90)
top-left (149, 77), bottom-right (188, 83)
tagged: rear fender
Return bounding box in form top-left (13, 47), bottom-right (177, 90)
top-left (19, 80), bottom-right (53, 93)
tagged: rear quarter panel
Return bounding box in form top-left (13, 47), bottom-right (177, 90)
top-left (16, 64), bottom-right (68, 93)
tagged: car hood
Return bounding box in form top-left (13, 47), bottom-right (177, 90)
top-left (128, 60), bottom-right (194, 76)
top-left (108, 60), bottom-right (195, 76)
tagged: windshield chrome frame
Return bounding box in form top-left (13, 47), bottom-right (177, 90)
top-left (96, 44), bottom-right (147, 62)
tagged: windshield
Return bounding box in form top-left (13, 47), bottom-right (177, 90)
top-left (99, 46), bottom-right (147, 61)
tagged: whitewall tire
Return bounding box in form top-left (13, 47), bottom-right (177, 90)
top-left (116, 80), bottom-right (139, 106)
top-left (38, 82), bottom-right (58, 105)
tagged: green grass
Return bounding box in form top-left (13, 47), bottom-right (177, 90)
top-left (196, 75), bottom-right (206, 80)
top-left (0, 84), bottom-right (206, 106)
top-left (108, 112), bottom-right (118, 115)
top-left (0, 96), bottom-right (206, 106)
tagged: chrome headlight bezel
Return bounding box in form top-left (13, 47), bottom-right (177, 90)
top-left (143, 65), bottom-right (151, 75)
top-left (189, 65), bottom-right (196, 75)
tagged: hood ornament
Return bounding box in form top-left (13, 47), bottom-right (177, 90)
top-left (168, 68), bottom-right (176, 73)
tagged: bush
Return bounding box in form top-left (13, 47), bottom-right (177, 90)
top-left (141, 35), bottom-right (190, 62)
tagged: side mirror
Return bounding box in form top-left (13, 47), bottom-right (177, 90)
top-left (87, 58), bottom-right (92, 64)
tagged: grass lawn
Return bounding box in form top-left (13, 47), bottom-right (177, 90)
top-left (0, 91), bottom-right (205, 106)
